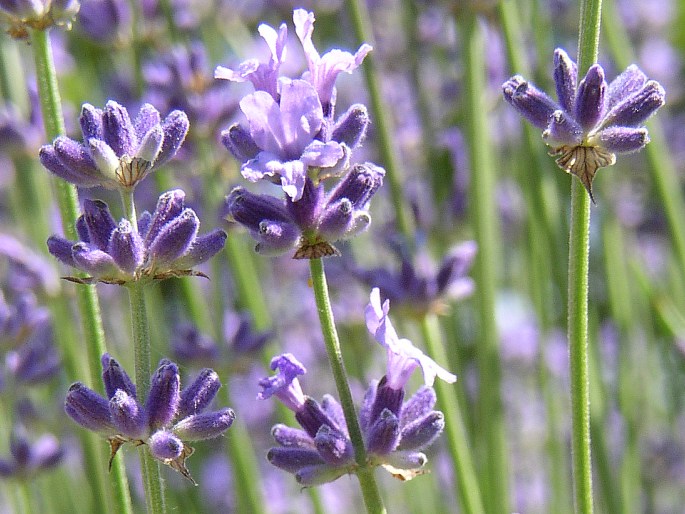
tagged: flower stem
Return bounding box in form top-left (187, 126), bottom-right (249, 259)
top-left (459, 10), bottom-right (509, 513)
top-left (569, 1), bottom-right (603, 513)
top-left (30, 26), bottom-right (133, 514)
top-left (419, 314), bottom-right (485, 514)
top-left (308, 258), bottom-right (386, 514)
top-left (127, 282), bottom-right (166, 514)
top-left (345, 0), bottom-right (414, 243)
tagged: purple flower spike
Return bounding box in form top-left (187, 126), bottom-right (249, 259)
top-left (66, 353), bottom-right (233, 483)
top-left (146, 360), bottom-right (181, 430)
top-left (48, 189), bottom-right (225, 284)
top-left (293, 8), bottom-right (372, 112)
top-left (40, 101), bottom-right (189, 191)
top-left (503, 48), bottom-right (665, 200)
top-left (258, 353), bottom-right (307, 412)
top-left (0, 431), bottom-right (63, 479)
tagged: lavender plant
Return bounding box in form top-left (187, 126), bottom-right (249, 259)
top-left (3, 0), bottom-right (685, 513)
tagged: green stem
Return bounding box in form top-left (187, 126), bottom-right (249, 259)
top-left (30, 27), bottom-right (133, 514)
top-left (127, 282), bottom-right (166, 514)
top-left (460, 10), bottom-right (508, 513)
top-left (345, 0), bottom-right (414, 243)
top-left (569, 1), bottom-right (603, 513)
top-left (308, 258), bottom-right (385, 514)
top-left (419, 315), bottom-right (485, 514)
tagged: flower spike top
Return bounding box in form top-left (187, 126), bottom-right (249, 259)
top-left (365, 288), bottom-right (457, 389)
top-left (47, 189), bottom-right (226, 284)
top-left (502, 48), bottom-right (665, 201)
top-left (293, 8), bottom-right (372, 115)
top-left (39, 101), bottom-right (189, 192)
top-left (65, 354), bottom-right (234, 484)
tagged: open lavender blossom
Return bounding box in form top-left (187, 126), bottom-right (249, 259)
top-left (224, 163), bottom-right (384, 259)
top-left (65, 354), bottom-right (234, 484)
top-left (47, 189), bottom-right (226, 284)
top-left (351, 240), bottom-right (477, 316)
top-left (502, 48), bottom-right (665, 200)
top-left (39, 100), bottom-right (189, 192)
top-left (216, 9), bottom-right (372, 203)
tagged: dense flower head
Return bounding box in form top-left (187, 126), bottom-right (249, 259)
top-left (224, 163), bottom-right (384, 259)
top-left (350, 240), bottom-right (477, 316)
top-left (47, 189), bottom-right (226, 284)
top-left (259, 352), bottom-right (446, 485)
top-left (39, 100), bottom-right (189, 192)
top-left (65, 354), bottom-right (234, 483)
top-left (502, 48), bottom-right (665, 200)
top-left (216, 8), bottom-right (374, 212)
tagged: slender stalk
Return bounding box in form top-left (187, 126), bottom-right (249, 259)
top-left (459, 10), bottom-right (509, 513)
top-left (419, 314), bottom-right (485, 514)
top-left (127, 282), bottom-right (166, 514)
top-left (568, 1), bottom-right (603, 513)
top-left (345, 0), bottom-right (414, 243)
top-left (29, 26), bottom-right (133, 514)
top-left (308, 258), bottom-right (385, 514)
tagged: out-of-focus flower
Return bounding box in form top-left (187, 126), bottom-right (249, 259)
top-left (224, 163), bottom-right (384, 259)
top-left (0, 429), bottom-right (63, 478)
top-left (47, 189), bottom-right (226, 284)
top-left (0, 234), bottom-right (59, 295)
top-left (171, 312), bottom-right (271, 370)
top-left (502, 48), bottom-right (665, 200)
top-left (351, 241), bottom-right (477, 316)
top-left (0, 0), bottom-right (80, 38)
top-left (4, 321), bottom-right (60, 386)
top-left (39, 101), bottom-right (188, 192)
top-left (76, 0), bottom-right (131, 44)
top-left (144, 42), bottom-right (238, 135)
top-left (0, 292), bottom-right (50, 348)
top-left (65, 354), bottom-right (234, 483)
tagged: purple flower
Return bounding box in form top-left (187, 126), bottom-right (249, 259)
top-left (293, 9), bottom-right (372, 114)
top-left (214, 20), bottom-right (287, 100)
top-left (235, 78), bottom-right (346, 202)
top-left (47, 189), bottom-right (226, 284)
top-left (76, 0), bottom-right (131, 43)
top-left (365, 288), bottom-right (457, 389)
top-left (0, 430), bottom-right (63, 479)
top-left (260, 352), bottom-right (445, 485)
top-left (65, 354), bottom-right (234, 483)
top-left (351, 240), bottom-right (477, 315)
top-left (502, 48), bottom-right (665, 200)
top-left (39, 101), bottom-right (189, 191)
top-left (224, 163), bottom-right (384, 259)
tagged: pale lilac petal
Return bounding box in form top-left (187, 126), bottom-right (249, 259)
top-left (300, 140), bottom-right (344, 168)
top-left (239, 91), bottom-right (283, 154)
top-left (278, 79), bottom-right (323, 156)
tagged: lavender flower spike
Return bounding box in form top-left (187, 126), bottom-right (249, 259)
top-left (65, 354), bottom-right (233, 483)
top-left (47, 190), bottom-right (226, 285)
top-left (39, 101), bottom-right (189, 192)
top-left (365, 288), bottom-right (457, 389)
top-left (502, 48), bottom-right (665, 200)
